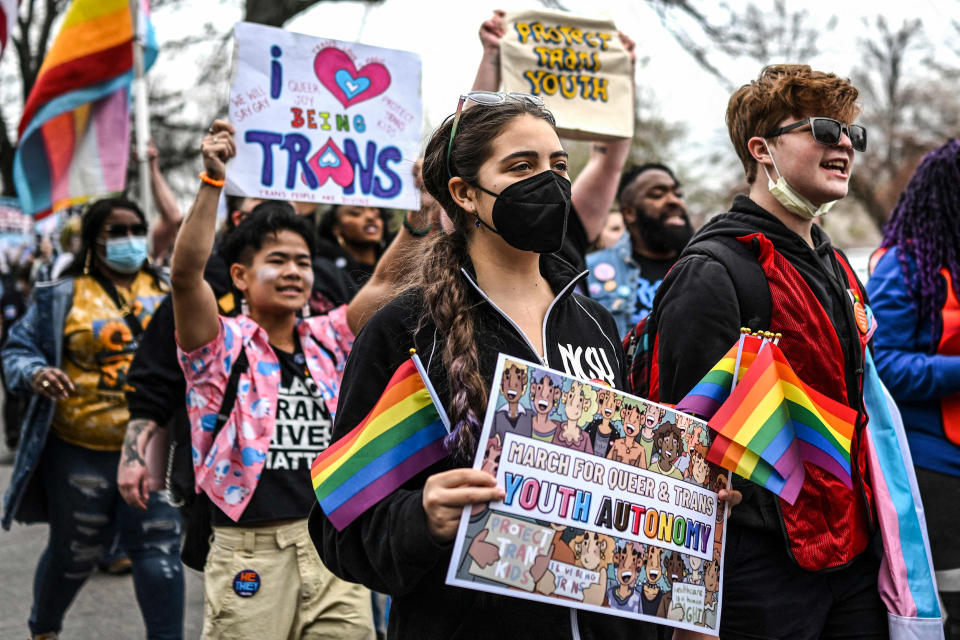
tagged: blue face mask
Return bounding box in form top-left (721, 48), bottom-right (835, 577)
top-left (103, 236), bottom-right (148, 274)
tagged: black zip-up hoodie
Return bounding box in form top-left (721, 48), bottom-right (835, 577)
top-left (652, 195), bottom-right (870, 546)
top-left (308, 253), bottom-right (663, 640)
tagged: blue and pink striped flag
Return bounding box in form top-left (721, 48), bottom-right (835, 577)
top-left (13, 0), bottom-right (157, 217)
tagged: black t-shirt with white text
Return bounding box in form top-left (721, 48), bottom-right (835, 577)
top-left (212, 340), bottom-right (333, 526)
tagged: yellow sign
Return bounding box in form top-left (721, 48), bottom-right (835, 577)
top-left (500, 9), bottom-right (634, 141)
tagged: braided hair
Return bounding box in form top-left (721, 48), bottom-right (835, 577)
top-left (880, 139), bottom-right (960, 349)
top-left (417, 98), bottom-right (556, 462)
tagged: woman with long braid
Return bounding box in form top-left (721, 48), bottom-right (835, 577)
top-left (309, 96), bottom-right (661, 639)
top-left (867, 138), bottom-right (960, 640)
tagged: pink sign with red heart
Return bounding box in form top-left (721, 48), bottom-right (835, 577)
top-left (314, 47), bottom-right (392, 108)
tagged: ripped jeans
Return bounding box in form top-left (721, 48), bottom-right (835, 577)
top-left (29, 435), bottom-right (184, 638)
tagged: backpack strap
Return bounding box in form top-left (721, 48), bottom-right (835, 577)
top-left (91, 271), bottom-right (145, 338)
top-left (688, 235), bottom-right (772, 333)
top-left (623, 233), bottom-right (772, 398)
top-left (214, 347), bottom-right (249, 434)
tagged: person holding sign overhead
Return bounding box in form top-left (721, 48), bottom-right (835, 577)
top-left (308, 94), bottom-right (740, 638)
top-left (473, 10), bottom-right (636, 276)
top-left (169, 120), bottom-right (436, 640)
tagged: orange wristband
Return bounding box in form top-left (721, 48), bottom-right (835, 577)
top-left (199, 171), bottom-right (225, 188)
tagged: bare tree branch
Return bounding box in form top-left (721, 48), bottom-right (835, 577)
top-left (649, 0), bottom-right (834, 89)
top-left (244, 0), bottom-right (380, 27)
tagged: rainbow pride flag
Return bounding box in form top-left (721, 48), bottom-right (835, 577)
top-left (708, 430), bottom-right (806, 504)
top-left (675, 333), bottom-right (764, 418)
top-left (13, 0), bottom-right (157, 217)
top-left (312, 355), bottom-right (450, 530)
top-left (707, 341), bottom-right (857, 504)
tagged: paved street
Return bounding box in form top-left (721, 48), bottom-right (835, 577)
top-left (0, 458), bottom-right (204, 639)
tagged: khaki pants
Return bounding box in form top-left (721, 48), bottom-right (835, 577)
top-left (202, 520), bottom-right (375, 640)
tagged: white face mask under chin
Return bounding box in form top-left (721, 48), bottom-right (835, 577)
top-left (761, 142), bottom-right (838, 220)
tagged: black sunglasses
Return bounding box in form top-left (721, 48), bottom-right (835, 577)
top-left (104, 222), bottom-right (148, 238)
top-left (766, 117), bottom-right (867, 152)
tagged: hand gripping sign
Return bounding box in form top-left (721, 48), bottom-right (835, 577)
top-left (227, 22), bottom-right (423, 210)
top-left (447, 354), bottom-right (729, 634)
top-left (499, 9), bottom-right (634, 141)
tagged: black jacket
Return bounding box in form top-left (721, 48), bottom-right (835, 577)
top-left (652, 195), bottom-right (868, 536)
top-left (309, 254), bottom-right (661, 640)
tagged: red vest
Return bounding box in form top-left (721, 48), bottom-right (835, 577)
top-left (653, 233), bottom-right (874, 571)
top-left (934, 271), bottom-right (960, 445)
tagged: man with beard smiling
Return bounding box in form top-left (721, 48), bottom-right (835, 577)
top-left (587, 164), bottom-right (693, 338)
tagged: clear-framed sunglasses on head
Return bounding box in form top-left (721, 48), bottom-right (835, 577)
top-left (446, 91), bottom-right (546, 178)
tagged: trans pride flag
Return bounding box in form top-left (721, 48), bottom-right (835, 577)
top-left (677, 322), bottom-right (943, 636)
top-left (860, 312), bottom-right (941, 636)
top-left (312, 354), bottom-right (450, 530)
top-left (13, 0), bottom-right (157, 217)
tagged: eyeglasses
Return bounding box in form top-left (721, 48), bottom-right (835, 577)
top-left (445, 91), bottom-right (546, 179)
top-left (104, 222), bottom-right (148, 238)
top-left (766, 117), bottom-right (867, 152)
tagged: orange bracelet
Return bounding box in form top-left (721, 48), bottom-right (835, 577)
top-left (199, 171), bottom-right (225, 188)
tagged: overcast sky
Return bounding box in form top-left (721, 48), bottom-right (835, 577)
top-left (279, 0), bottom-right (960, 166)
top-left (4, 0), bottom-right (959, 225)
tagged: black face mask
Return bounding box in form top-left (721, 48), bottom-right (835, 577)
top-left (472, 170), bottom-right (572, 254)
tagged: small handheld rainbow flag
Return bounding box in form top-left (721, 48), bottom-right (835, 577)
top-left (706, 340), bottom-right (857, 504)
top-left (708, 431), bottom-right (806, 504)
top-left (312, 353), bottom-right (450, 530)
top-left (674, 332), bottom-right (764, 418)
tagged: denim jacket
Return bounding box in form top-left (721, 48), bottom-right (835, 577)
top-left (586, 234), bottom-right (639, 339)
top-left (2, 278), bottom-right (74, 529)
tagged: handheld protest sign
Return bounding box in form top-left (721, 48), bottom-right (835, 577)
top-left (446, 354), bottom-right (729, 634)
top-left (227, 22), bottom-right (422, 210)
top-left (499, 10), bottom-right (634, 141)
top-left (0, 197), bottom-right (33, 251)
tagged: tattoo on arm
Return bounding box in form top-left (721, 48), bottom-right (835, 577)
top-left (121, 418), bottom-right (155, 467)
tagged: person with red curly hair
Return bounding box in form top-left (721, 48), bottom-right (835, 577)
top-left (637, 65), bottom-right (885, 638)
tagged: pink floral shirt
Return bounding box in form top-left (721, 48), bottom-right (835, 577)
top-left (178, 307), bottom-right (354, 521)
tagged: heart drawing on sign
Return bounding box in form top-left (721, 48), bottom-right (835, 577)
top-left (314, 47), bottom-right (391, 108)
top-left (335, 70), bottom-right (370, 100)
top-left (317, 148), bottom-right (340, 167)
top-left (307, 138), bottom-right (354, 188)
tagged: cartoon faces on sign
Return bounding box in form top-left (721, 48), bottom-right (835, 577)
top-left (452, 355), bottom-right (726, 632)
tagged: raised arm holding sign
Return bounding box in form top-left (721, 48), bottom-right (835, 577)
top-left (472, 10), bottom-right (634, 246)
